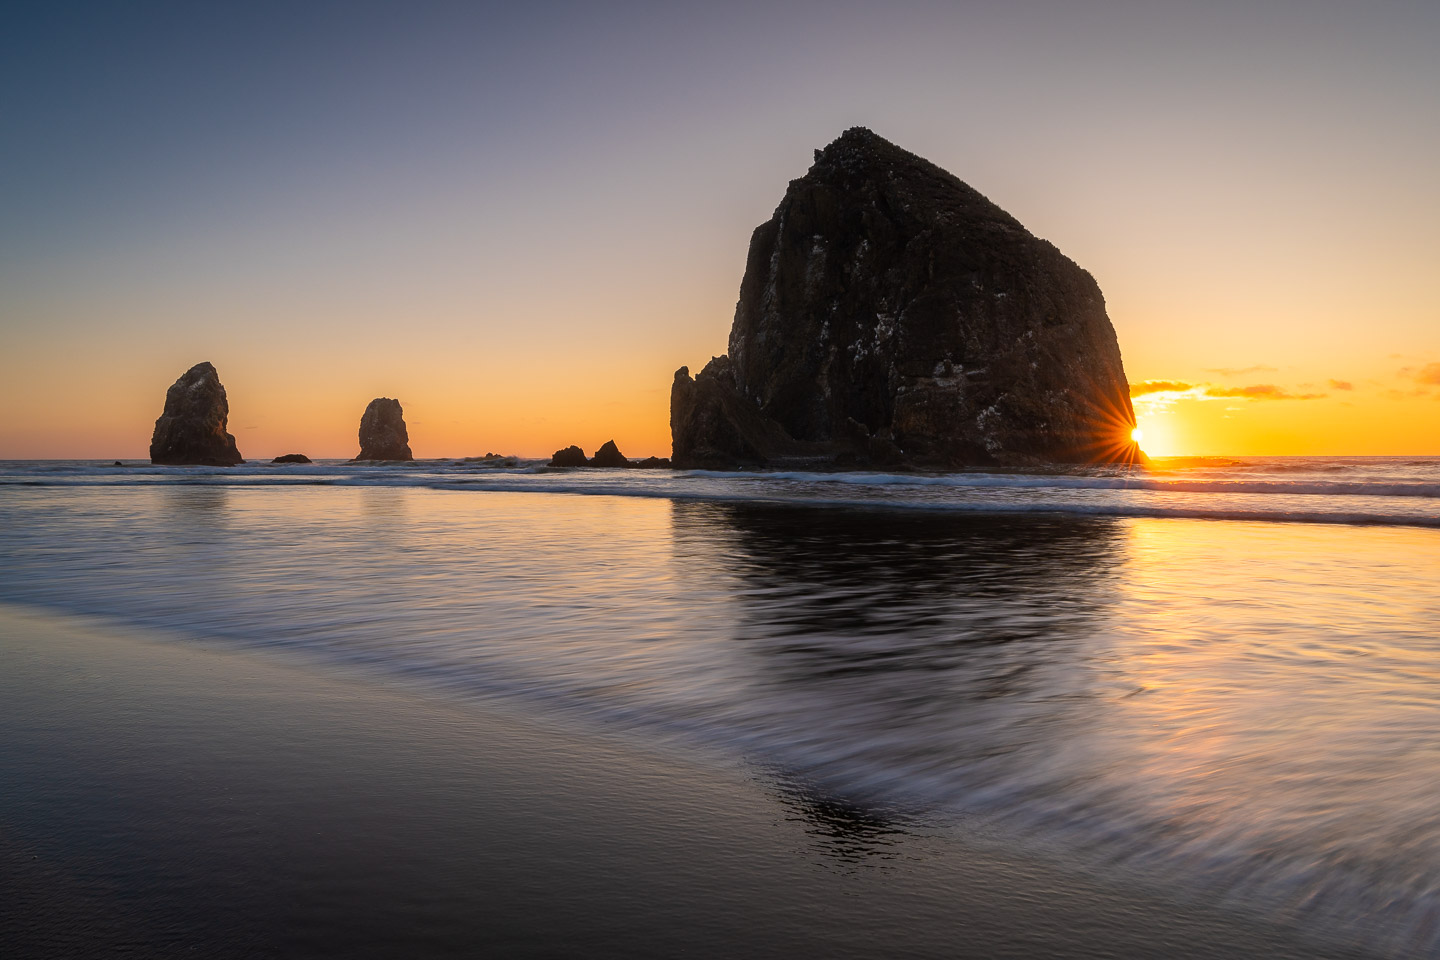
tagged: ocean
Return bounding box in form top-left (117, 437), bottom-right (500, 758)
top-left (3, 455), bottom-right (1439, 956)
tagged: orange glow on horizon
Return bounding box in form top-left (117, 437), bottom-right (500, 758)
top-left (1124, 367), bottom-right (1440, 458)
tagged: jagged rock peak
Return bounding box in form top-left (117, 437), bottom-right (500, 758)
top-left (356, 398), bottom-right (413, 461)
top-left (673, 127), bottom-right (1140, 470)
top-left (589, 440), bottom-right (630, 468)
top-left (149, 361), bottom-right (244, 466)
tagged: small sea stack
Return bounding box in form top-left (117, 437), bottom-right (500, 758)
top-left (272, 454), bottom-right (312, 464)
top-left (549, 445), bottom-right (587, 467)
top-left (356, 399), bottom-right (413, 461)
top-left (149, 361), bottom-right (244, 466)
top-left (589, 440), bottom-right (631, 468)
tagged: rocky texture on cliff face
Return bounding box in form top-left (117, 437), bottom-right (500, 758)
top-left (671, 128), bottom-right (1140, 469)
top-left (356, 398), bottom-right (413, 461)
top-left (150, 362), bottom-right (244, 465)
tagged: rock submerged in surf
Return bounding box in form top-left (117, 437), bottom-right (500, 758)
top-left (547, 440), bottom-right (670, 468)
top-left (149, 361), bottom-right (245, 466)
top-left (462, 453), bottom-right (518, 466)
top-left (671, 127), bottom-right (1142, 470)
top-left (355, 398), bottom-right (413, 461)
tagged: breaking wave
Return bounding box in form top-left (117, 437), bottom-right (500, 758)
top-left (4, 457), bottom-right (1438, 529)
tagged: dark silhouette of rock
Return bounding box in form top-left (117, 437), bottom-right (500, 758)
top-left (589, 440), bottom-right (631, 468)
top-left (633, 456), bottom-right (672, 469)
top-left (548, 440), bottom-right (666, 468)
top-left (111, 461), bottom-right (125, 467)
top-left (549, 445), bottom-right (587, 467)
top-left (672, 359), bottom-right (827, 469)
top-left (671, 128), bottom-right (1141, 469)
top-left (150, 361), bottom-right (244, 466)
top-left (272, 454), bottom-right (312, 464)
top-left (356, 398), bottom-right (413, 461)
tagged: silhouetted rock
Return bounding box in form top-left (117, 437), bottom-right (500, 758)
top-left (671, 128), bottom-right (1141, 469)
top-left (150, 361), bottom-right (244, 466)
top-left (111, 461), bottom-right (125, 467)
top-left (672, 359), bottom-right (826, 469)
top-left (589, 440), bottom-right (631, 468)
top-left (272, 454), bottom-right (312, 464)
top-left (633, 456), bottom-right (672, 469)
top-left (549, 445), bottom-right (587, 467)
top-left (356, 398), bottom-right (413, 461)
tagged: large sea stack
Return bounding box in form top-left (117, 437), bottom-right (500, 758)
top-left (671, 128), bottom-right (1140, 469)
top-left (149, 361), bottom-right (244, 465)
top-left (356, 398), bottom-right (413, 461)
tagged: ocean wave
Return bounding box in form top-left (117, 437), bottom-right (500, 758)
top-left (12, 463), bottom-right (1440, 498)
top-left (683, 469), bottom-right (1440, 499)
top-left (7, 471), bottom-right (1439, 529)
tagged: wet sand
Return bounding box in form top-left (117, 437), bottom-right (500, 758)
top-left (0, 603), bottom-right (1373, 959)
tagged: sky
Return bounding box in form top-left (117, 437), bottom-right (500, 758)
top-left (2, 0), bottom-right (1437, 459)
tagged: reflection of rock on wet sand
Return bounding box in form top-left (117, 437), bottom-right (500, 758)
top-left (668, 502), bottom-right (1131, 812)
top-left (771, 776), bottom-right (909, 870)
top-left (673, 502), bottom-right (1126, 679)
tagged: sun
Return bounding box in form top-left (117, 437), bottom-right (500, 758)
top-left (1131, 413), bottom-right (1181, 457)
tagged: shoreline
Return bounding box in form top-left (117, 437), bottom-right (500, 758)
top-left (0, 602), bottom-right (1376, 959)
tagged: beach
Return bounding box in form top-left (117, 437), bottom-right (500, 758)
top-left (3, 459), bottom-right (1439, 956)
top-left (0, 602), bottom-right (1373, 959)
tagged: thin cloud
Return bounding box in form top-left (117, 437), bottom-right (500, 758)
top-left (1204, 384), bottom-right (1326, 400)
top-left (1130, 379), bottom-right (1327, 404)
top-left (1327, 379), bottom-right (1354, 391)
top-left (1206, 365), bottom-right (1278, 377)
top-left (1417, 363), bottom-right (1440, 386)
top-left (1130, 380), bottom-right (1195, 397)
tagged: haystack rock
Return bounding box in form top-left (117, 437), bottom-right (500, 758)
top-left (149, 361), bottom-right (244, 465)
top-left (671, 128), bottom-right (1141, 469)
top-left (356, 398), bottom-right (413, 461)
top-left (272, 454), bottom-right (312, 464)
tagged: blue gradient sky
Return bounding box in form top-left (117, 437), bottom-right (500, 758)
top-left (3, 0), bottom-right (1437, 457)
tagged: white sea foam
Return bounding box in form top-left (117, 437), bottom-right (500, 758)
top-left (5, 457), bottom-right (1439, 529)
